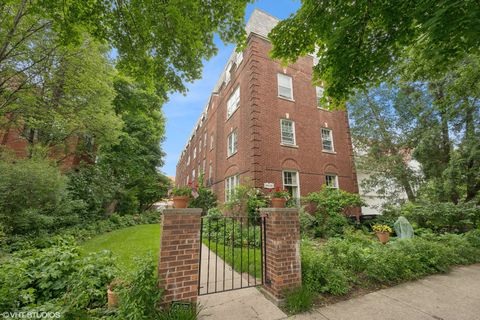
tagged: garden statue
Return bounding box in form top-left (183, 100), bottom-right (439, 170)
top-left (394, 216), bottom-right (414, 239)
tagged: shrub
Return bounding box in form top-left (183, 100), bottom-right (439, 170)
top-left (283, 286), bottom-right (314, 314)
top-left (0, 237), bottom-right (117, 315)
top-left (300, 229), bottom-right (480, 296)
top-left (302, 187), bottom-right (363, 238)
top-left (0, 158), bottom-right (85, 236)
top-left (188, 180), bottom-right (218, 214)
top-left (224, 184), bottom-right (268, 221)
top-left (400, 201), bottom-right (480, 233)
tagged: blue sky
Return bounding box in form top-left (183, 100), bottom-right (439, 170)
top-left (160, 0), bottom-right (301, 177)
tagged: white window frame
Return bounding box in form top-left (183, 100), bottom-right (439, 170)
top-left (280, 119), bottom-right (296, 146)
top-left (227, 86), bottom-right (240, 119)
top-left (210, 134), bottom-right (214, 150)
top-left (325, 174), bottom-right (339, 189)
top-left (208, 161), bottom-right (213, 181)
top-left (282, 170), bottom-right (300, 202)
top-left (204, 132), bottom-right (207, 149)
top-left (321, 128), bottom-right (334, 152)
top-left (193, 146), bottom-right (197, 159)
top-left (227, 129), bottom-right (238, 157)
top-left (202, 159), bottom-right (206, 174)
top-left (277, 73), bottom-right (293, 100)
top-left (225, 174), bottom-right (239, 202)
top-left (187, 155), bottom-right (190, 165)
top-left (198, 140), bottom-right (202, 153)
top-left (192, 169), bottom-right (196, 181)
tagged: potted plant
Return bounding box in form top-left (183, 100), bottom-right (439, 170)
top-left (107, 279), bottom-right (123, 308)
top-left (171, 186), bottom-right (192, 208)
top-left (372, 224), bottom-right (393, 244)
top-left (270, 187), bottom-right (290, 208)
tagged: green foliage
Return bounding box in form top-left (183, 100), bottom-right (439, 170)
top-left (0, 237), bottom-right (117, 315)
top-left (301, 229), bottom-right (480, 296)
top-left (269, 0), bottom-right (480, 104)
top-left (303, 187), bottom-right (364, 238)
top-left (224, 184), bottom-right (268, 221)
top-left (116, 257), bottom-right (164, 320)
top-left (188, 175), bottom-right (218, 213)
top-left (0, 158), bottom-right (84, 235)
top-left (400, 201), bottom-right (480, 233)
top-left (283, 286), bottom-right (314, 315)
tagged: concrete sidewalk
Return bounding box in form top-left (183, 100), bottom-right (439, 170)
top-left (294, 264), bottom-right (480, 320)
top-left (199, 263), bottom-right (480, 320)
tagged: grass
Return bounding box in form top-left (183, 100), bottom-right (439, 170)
top-left (80, 224), bottom-right (161, 273)
top-left (204, 240), bottom-right (263, 279)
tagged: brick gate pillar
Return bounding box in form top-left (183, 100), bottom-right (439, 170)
top-left (158, 208), bottom-right (202, 305)
top-left (260, 208), bottom-right (302, 300)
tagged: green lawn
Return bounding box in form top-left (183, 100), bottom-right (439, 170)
top-left (80, 224), bottom-right (161, 273)
top-left (204, 240), bottom-right (263, 279)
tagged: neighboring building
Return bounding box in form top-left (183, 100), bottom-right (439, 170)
top-left (175, 9), bottom-right (359, 210)
top-left (0, 119), bottom-right (95, 169)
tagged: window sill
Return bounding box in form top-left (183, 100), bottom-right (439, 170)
top-left (317, 106), bottom-right (331, 111)
top-left (281, 143), bottom-right (298, 149)
top-left (322, 150), bottom-right (336, 154)
top-left (278, 95), bottom-right (295, 102)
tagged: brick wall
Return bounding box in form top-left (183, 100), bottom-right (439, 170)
top-left (261, 207), bottom-right (302, 299)
top-left (176, 32), bottom-right (359, 206)
top-left (158, 208), bottom-right (202, 304)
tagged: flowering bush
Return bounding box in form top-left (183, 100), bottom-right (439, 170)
top-left (270, 187), bottom-right (290, 199)
top-left (372, 224), bottom-right (393, 233)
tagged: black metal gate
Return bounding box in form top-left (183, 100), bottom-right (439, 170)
top-left (198, 216), bottom-right (266, 295)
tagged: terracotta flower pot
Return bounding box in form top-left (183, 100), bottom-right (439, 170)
top-left (376, 231), bottom-right (390, 244)
top-left (271, 197), bottom-right (287, 208)
top-left (107, 288), bottom-right (119, 308)
top-left (172, 196), bottom-right (189, 208)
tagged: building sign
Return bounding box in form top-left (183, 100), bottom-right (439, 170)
top-left (263, 182), bottom-right (274, 189)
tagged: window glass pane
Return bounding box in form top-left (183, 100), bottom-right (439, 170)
top-left (278, 74), bottom-right (292, 99)
top-left (227, 87), bottom-right (240, 118)
top-left (281, 120), bottom-right (295, 144)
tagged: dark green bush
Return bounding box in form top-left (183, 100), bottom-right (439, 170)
top-left (0, 158), bottom-right (86, 236)
top-left (302, 187), bottom-right (364, 238)
top-left (400, 201), bottom-right (480, 233)
top-left (0, 237), bottom-right (117, 315)
top-left (283, 286), bottom-right (314, 314)
top-left (301, 229), bottom-right (480, 296)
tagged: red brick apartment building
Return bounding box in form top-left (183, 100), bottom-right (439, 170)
top-left (175, 9), bottom-right (359, 203)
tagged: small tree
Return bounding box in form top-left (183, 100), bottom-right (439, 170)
top-left (303, 186), bottom-right (365, 238)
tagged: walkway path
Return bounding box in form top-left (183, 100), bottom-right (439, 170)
top-left (198, 244), bottom-right (287, 320)
top-left (294, 264), bottom-right (480, 320)
top-left (199, 261), bottom-right (480, 320)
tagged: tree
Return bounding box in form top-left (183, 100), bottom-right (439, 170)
top-left (1, 0), bottom-right (251, 106)
top-left (98, 77), bottom-right (170, 212)
top-left (269, 0), bottom-right (480, 105)
top-left (349, 84), bottom-right (423, 203)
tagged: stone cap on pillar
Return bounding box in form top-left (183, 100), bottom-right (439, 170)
top-left (162, 208), bottom-right (202, 215)
top-left (259, 208), bottom-right (297, 213)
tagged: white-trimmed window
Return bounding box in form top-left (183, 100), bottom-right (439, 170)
top-left (321, 128), bottom-right (334, 152)
top-left (236, 51), bottom-right (243, 65)
top-left (208, 161), bottom-right (213, 181)
top-left (227, 130), bottom-right (238, 157)
top-left (187, 155), bottom-right (190, 165)
top-left (210, 134), bottom-right (214, 150)
top-left (198, 164), bottom-right (201, 177)
top-left (283, 171), bottom-right (300, 201)
top-left (192, 169), bottom-right (196, 181)
top-left (198, 140), bottom-right (202, 153)
top-left (227, 87), bottom-right (240, 118)
top-left (204, 133), bottom-right (207, 149)
top-left (277, 73), bottom-right (293, 99)
top-left (202, 159), bottom-right (206, 174)
top-left (325, 174), bottom-right (339, 188)
top-left (225, 174), bottom-right (239, 202)
top-left (280, 119), bottom-right (296, 145)
top-left (193, 146), bottom-right (197, 159)
top-left (316, 86), bottom-right (325, 108)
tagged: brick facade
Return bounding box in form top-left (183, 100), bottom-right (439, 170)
top-left (0, 122), bottom-right (94, 169)
top-left (175, 10), bottom-right (359, 210)
top-left (158, 208), bottom-right (202, 304)
top-left (261, 208), bottom-right (302, 299)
